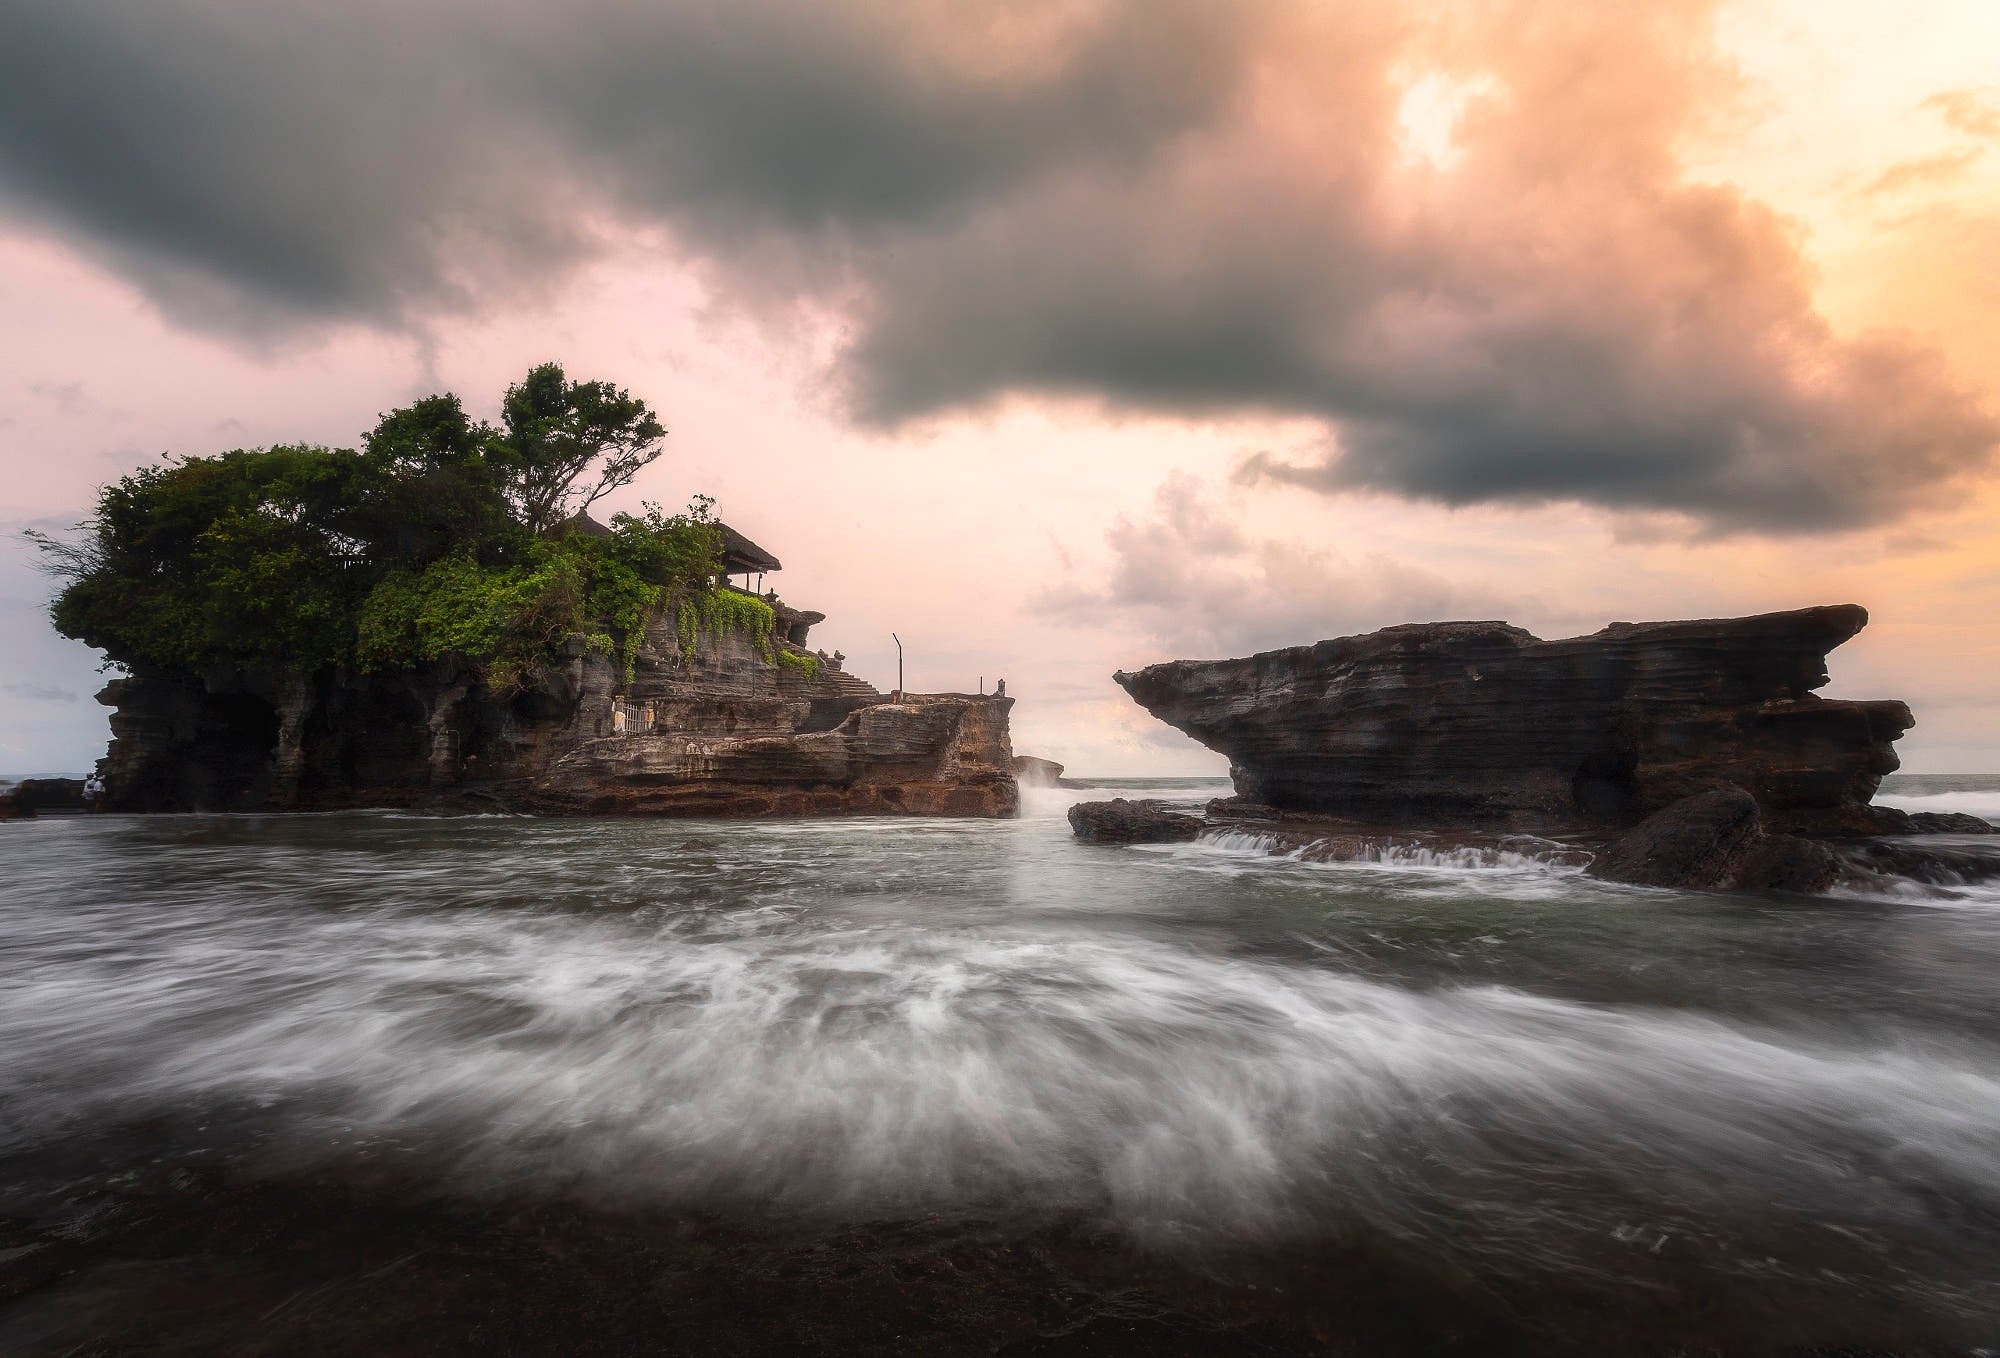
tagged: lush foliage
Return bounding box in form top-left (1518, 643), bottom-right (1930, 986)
top-left (493, 364), bottom-right (667, 534)
top-left (776, 649), bottom-right (820, 681)
top-left (35, 366), bottom-right (719, 687)
top-left (674, 586), bottom-right (777, 663)
top-left (702, 589), bottom-right (776, 661)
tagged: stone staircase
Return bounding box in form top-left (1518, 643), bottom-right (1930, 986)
top-left (822, 668), bottom-right (884, 701)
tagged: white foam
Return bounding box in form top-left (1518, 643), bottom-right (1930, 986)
top-left (1185, 827), bottom-right (1583, 874)
top-left (4, 865), bottom-right (1996, 1249)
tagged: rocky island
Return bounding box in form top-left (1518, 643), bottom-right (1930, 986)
top-left (37, 364), bottom-right (1016, 818)
top-left (94, 566), bottom-right (1017, 818)
top-left (1083, 606), bottom-right (1990, 893)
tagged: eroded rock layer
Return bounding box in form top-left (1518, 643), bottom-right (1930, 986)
top-left (1114, 605), bottom-right (1910, 833)
top-left (97, 600), bottom-right (1017, 818)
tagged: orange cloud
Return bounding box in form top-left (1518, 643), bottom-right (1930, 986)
top-left (1923, 87), bottom-right (2000, 139)
top-left (1854, 148), bottom-right (1986, 199)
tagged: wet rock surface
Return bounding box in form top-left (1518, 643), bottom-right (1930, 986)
top-left (1068, 799), bottom-right (1204, 844)
top-left (1585, 789), bottom-right (1845, 894)
top-left (1901, 810), bottom-right (1999, 834)
top-left (1115, 605), bottom-right (1911, 834)
top-left (1837, 837), bottom-right (2000, 887)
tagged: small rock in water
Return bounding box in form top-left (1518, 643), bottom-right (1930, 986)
top-left (1067, 798), bottom-right (1203, 844)
top-left (1011, 755), bottom-right (1066, 787)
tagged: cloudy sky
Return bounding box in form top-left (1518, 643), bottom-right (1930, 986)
top-left (2, 0), bottom-right (1998, 775)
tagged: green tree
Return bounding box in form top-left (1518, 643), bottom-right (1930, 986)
top-left (352, 393), bottom-right (519, 568)
top-left (493, 362), bottom-right (666, 534)
top-left (33, 365), bottom-right (708, 688)
top-left (37, 446), bottom-right (374, 671)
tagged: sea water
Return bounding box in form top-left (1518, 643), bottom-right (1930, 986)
top-left (1, 775), bottom-right (1997, 1353)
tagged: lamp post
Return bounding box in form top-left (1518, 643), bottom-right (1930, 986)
top-left (892, 633), bottom-right (904, 699)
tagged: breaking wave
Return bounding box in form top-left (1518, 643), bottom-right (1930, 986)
top-left (5, 806), bottom-right (2000, 1347)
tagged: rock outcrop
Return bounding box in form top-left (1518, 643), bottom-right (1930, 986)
top-left (1115, 605), bottom-right (1910, 835)
top-left (96, 592), bottom-right (1017, 818)
top-left (1837, 837), bottom-right (2000, 887)
top-left (7, 778), bottom-right (87, 815)
top-left (1584, 788), bottom-right (1845, 894)
top-left (1067, 798), bottom-right (1203, 844)
top-left (1901, 811), bottom-right (1997, 834)
top-left (1011, 756), bottom-right (1066, 787)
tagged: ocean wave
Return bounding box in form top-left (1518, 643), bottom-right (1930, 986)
top-left (1189, 827), bottom-right (1587, 873)
top-left (5, 867), bottom-right (1994, 1265)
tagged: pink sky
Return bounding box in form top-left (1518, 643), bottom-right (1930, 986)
top-left (3, 0), bottom-right (1998, 775)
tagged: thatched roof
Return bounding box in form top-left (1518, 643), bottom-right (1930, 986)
top-left (717, 522), bottom-right (781, 574)
top-left (552, 511), bottom-right (779, 575)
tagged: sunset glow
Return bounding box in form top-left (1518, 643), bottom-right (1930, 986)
top-left (2, 0), bottom-right (1997, 773)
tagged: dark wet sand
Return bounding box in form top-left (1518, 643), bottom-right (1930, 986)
top-left (2, 1120), bottom-right (1985, 1357)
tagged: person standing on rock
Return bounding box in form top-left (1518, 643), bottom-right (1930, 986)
top-left (82, 773), bottom-right (106, 812)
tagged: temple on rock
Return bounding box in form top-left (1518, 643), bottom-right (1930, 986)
top-left (96, 518), bottom-right (1018, 818)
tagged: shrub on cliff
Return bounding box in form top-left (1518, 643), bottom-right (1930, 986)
top-left (34, 365), bottom-right (719, 685)
top-left (356, 505), bottom-right (723, 685)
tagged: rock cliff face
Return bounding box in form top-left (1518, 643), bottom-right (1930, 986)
top-left (1114, 605), bottom-right (1910, 834)
top-left (98, 594), bottom-right (1017, 818)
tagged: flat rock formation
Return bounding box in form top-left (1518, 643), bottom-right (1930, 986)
top-left (1067, 799), bottom-right (1202, 844)
top-left (1115, 605), bottom-right (1911, 835)
top-left (96, 596), bottom-right (1017, 819)
top-left (1068, 797), bottom-right (1598, 868)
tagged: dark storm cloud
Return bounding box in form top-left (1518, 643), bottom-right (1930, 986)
top-left (0, 1), bottom-right (1239, 330)
top-left (0, 1), bottom-right (1993, 530)
top-left (0, 3), bottom-right (572, 330)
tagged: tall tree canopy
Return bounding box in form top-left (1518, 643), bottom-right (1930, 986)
top-left (35, 365), bottom-right (720, 685)
top-left (493, 363), bottom-right (667, 534)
